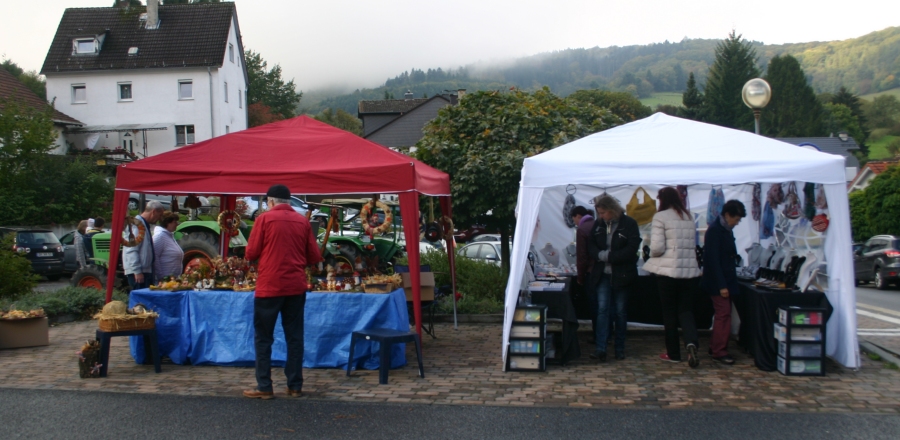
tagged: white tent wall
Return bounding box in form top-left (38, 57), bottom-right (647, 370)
top-left (502, 113), bottom-right (859, 370)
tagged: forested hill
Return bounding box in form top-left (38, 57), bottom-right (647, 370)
top-left (300, 26), bottom-right (900, 115)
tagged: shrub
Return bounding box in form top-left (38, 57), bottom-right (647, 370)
top-left (0, 287), bottom-right (129, 320)
top-left (0, 235), bottom-right (39, 300)
top-left (399, 249), bottom-right (508, 313)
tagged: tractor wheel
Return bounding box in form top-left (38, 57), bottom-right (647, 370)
top-left (71, 265), bottom-right (108, 290)
top-left (178, 231), bottom-right (220, 272)
top-left (128, 198), bottom-right (140, 211)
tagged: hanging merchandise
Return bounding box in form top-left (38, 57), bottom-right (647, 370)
top-left (760, 201), bottom-right (775, 239)
top-left (815, 184), bottom-right (828, 210)
top-left (766, 183), bottom-right (785, 206)
top-left (812, 214), bottom-right (829, 233)
top-left (706, 186), bottom-right (725, 226)
top-left (626, 186), bottom-right (657, 226)
top-left (745, 243), bottom-right (764, 266)
top-left (783, 182), bottom-right (802, 220)
top-left (539, 243), bottom-right (560, 266)
top-left (563, 184), bottom-right (577, 228)
top-left (752, 183), bottom-right (761, 221)
top-left (803, 183), bottom-right (817, 221)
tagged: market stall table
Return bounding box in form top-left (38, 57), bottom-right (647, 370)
top-left (530, 278), bottom-right (580, 365)
top-left (128, 288), bottom-right (409, 370)
top-left (736, 282), bottom-right (833, 371)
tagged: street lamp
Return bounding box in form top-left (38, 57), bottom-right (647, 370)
top-left (742, 78), bottom-right (772, 135)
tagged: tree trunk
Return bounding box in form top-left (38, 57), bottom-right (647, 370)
top-left (500, 229), bottom-right (511, 277)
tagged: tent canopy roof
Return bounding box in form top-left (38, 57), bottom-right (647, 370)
top-left (115, 116), bottom-right (449, 196)
top-left (522, 113), bottom-right (847, 188)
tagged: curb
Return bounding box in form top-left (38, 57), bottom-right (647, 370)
top-left (859, 340), bottom-right (900, 367)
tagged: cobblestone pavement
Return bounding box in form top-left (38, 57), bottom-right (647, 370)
top-left (857, 307), bottom-right (900, 356)
top-left (2, 317), bottom-right (900, 413)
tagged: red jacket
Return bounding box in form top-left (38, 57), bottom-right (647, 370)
top-left (245, 204), bottom-right (323, 297)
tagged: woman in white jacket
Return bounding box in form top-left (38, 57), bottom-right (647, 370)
top-left (642, 187), bottom-right (702, 367)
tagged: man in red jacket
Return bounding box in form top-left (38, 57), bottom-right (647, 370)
top-left (243, 184), bottom-right (323, 399)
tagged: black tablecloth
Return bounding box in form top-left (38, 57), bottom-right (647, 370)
top-left (736, 282), bottom-right (833, 371)
top-left (530, 279), bottom-right (580, 365)
top-left (571, 275), bottom-right (713, 328)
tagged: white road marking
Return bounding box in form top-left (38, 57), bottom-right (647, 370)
top-left (857, 302), bottom-right (900, 318)
top-left (859, 332), bottom-right (900, 336)
top-left (857, 309), bottom-right (900, 326)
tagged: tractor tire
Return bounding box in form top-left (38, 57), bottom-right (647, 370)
top-left (128, 198), bottom-right (140, 211)
top-left (71, 265), bottom-right (109, 290)
top-left (178, 231), bottom-right (220, 272)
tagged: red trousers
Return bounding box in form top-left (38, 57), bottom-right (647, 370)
top-left (710, 295), bottom-right (732, 357)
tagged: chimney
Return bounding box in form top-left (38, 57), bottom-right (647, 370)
top-left (146, 0), bottom-right (159, 29)
top-left (457, 89), bottom-right (466, 99)
top-left (838, 132), bottom-right (849, 142)
top-left (404, 90), bottom-right (414, 100)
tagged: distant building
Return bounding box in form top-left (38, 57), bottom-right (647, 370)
top-left (358, 90), bottom-right (465, 150)
top-left (777, 134), bottom-right (860, 182)
top-left (0, 68), bottom-right (82, 154)
top-left (40, 1), bottom-right (247, 159)
top-left (848, 160), bottom-right (898, 193)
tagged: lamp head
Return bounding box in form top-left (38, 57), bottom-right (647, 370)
top-left (742, 78), bottom-right (772, 109)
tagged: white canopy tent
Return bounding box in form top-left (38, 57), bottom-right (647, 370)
top-left (503, 113), bottom-right (858, 369)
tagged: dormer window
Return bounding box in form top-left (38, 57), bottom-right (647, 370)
top-left (74, 38), bottom-right (97, 55)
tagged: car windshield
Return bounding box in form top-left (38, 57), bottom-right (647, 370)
top-left (17, 231), bottom-right (60, 246)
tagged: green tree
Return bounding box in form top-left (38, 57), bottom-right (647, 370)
top-left (312, 108), bottom-right (362, 136)
top-left (0, 235), bottom-right (38, 300)
top-left (245, 50), bottom-right (302, 122)
top-left (702, 31), bottom-right (761, 131)
top-left (567, 89), bottom-right (652, 122)
top-left (823, 103), bottom-right (866, 152)
top-left (0, 98), bottom-right (56, 178)
top-left (1, 59), bottom-right (46, 101)
top-left (761, 55), bottom-right (824, 137)
top-left (864, 95), bottom-right (900, 130)
top-left (831, 87), bottom-right (869, 138)
top-left (849, 190), bottom-right (872, 241)
top-left (858, 165), bottom-right (900, 237)
top-left (415, 88), bottom-right (621, 274)
top-left (679, 72), bottom-right (704, 120)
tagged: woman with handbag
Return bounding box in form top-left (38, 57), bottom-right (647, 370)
top-left (587, 194), bottom-right (641, 361)
top-left (642, 187), bottom-right (702, 367)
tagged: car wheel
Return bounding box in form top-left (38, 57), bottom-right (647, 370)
top-left (875, 268), bottom-right (888, 290)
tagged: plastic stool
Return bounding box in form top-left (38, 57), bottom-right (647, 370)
top-left (95, 328), bottom-right (161, 377)
top-left (346, 328), bottom-right (424, 384)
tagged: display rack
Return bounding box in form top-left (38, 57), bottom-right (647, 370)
top-left (507, 304), bottom-right (547, 372)
top-left (774, 306), bottom-right (826, 376)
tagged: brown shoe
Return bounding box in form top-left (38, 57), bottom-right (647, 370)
top-left (285, 388), bottom-right (302, 398)
top-left (243, 389), bottom-right (274, 400)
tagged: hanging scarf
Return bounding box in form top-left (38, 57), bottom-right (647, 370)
top-left (803, 182), bottom-right (816, 221)
top-left (760, 201), bottom-right (775, 239)
top-left (751, 183), bottom-right (761, 221)
top-left (706, 187), bottom-right (725, 226)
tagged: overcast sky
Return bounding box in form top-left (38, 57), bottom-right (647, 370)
top-left (1, 0), bottom-right (897, 93)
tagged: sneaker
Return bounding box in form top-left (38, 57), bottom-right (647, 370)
top-left (589, 352), bottom-right (607, 362)
top-left (687, 344), bottom-right (699, 368)
top-left (659, 353), bottom-right (681, 363)
top-left (713, 355), bottom-right (735, 365)
top-left (243, 389), bottom-right (274, 400)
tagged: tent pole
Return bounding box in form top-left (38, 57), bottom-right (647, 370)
top-left (439, 196), bottom-right (458, 329)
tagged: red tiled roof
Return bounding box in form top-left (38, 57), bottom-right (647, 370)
top-left (865, 160), bottom-right (897, 175)
top-left (0, 69), bottom-right (82, 125)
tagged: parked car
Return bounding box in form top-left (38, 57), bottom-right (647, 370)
top-left (453, 224), bottom-right (489, 243)
top-left (854, 235), bottom-right (900, 290)
top-left (0, 227), bottom-right (65, 280)
top-left (128, 193), bottom-right (210, 213)
top-left (470, 234), bottom-right (501, 243)
top-left (241, 196), bottom-right (320, 220)
top-left (457, 241), bottom-right (509, 266)
top-left (59, 231), bottom-right (80, 273)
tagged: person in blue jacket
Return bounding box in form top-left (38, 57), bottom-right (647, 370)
top-left (701, 199), bottom-right (746, 365)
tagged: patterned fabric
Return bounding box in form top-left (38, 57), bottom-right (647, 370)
top-left (803, 182), bottom-right (817, 221)
top-left (766, 183), bottom-right (784, 206)
top-left (751, 183), bottom-right (761, 221)
top-left (706, 187), bottom-right (725, 226)
top-left (815, 184), bottom-right (828, 209)
top-left (760, 201), bottom-right (775, 239)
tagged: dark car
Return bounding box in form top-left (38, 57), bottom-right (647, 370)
top-left (854, 235), bottom-right (900, 290)
top-left (0, 227), bottom-right (65, 280)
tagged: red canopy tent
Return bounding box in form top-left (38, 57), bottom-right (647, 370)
top-left (107, 115), bottom-right (455, 336)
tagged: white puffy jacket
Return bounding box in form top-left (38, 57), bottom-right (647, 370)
top-left (642, 209), bottom-right (701, 279)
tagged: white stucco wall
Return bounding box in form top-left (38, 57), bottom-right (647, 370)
top-left (43, 20), bottom-right (247, 158)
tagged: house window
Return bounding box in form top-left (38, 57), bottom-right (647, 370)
top-left (74, 38), bottom-right (96, 54)
top-left (175, 125), bottom-right (195, 146)
top-left (238, 90), bottom-right (242, 108)
top-left (229, 44), bottom-right (234, 63)
top-left (178, 80), bottom-right (193, 100)
top-left (225, 125), bottom-right (230, 134)
top-left (224, 82), bottom-right (228, 103)
top-left (72, 84), bottom-right (86, 103)
top-left (118, 82), bottom-right (132, 101)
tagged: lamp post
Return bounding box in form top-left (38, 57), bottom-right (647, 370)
top-left (742, 78), bottom-right (772, 135)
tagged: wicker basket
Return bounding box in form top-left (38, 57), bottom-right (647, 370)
top-left (363, 283), bottom-right (393, 294)
top-left (98, 316), bottom-right (156, 332)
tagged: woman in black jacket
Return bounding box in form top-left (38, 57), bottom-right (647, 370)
top-left (701, 199), bottom-right (746, 365)
top-left (587, 194), bottom-right (641, 361)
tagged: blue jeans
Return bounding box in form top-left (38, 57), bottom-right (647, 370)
top-left (254, 294), bottom-right (307, 392)
top-left (595, 275), bottom-right (628, 355)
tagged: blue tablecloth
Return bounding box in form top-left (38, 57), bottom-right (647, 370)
top-left (129, 288), bottom-right (409, 369)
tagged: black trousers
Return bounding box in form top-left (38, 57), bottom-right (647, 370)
top-left (657, 276), bottom-right (699, 360)
top-left (254, 294), bottom-right (306, 392)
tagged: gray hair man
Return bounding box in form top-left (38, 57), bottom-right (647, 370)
top-left (123, 200), bottom-right (165, 289)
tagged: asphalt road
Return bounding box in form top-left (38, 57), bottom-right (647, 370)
top-left (0, 388), bottom-right (898, 440)
top-left (856, 285), bottom-right (900, 313)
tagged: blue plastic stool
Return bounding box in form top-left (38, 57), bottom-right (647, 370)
top-left (95, 328), bottom-right (161, 377)
top-left (346, 328), bottom-right (424, 384)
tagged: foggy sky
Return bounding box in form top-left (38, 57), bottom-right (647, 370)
top-left (1, 0), bottom-right (898, 93)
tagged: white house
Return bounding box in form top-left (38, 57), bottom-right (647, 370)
top-left (40, 0), bottom-right (247, 159)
